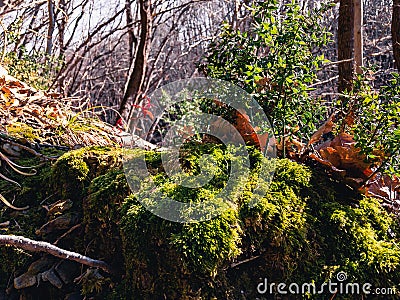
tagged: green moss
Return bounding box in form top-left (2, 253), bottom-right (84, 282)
top-left (83, 169), bottom-right (131, 273)
top-left (118, 147), bottom-right (400, 299)
top-left (273, 158), bottom-right (312, 188)
top-left (6, 123), bottom-right (41, 141)
top-left (238, 159), bottom-right (316, 285)
top-left (171, 208), bottom-right (241, 273)
top-left (319, 197), bottom-right (400, 286)
top-left (51, 146), bottom-right (123, 201)
top-left (2, 144), bottom-right (400, 299)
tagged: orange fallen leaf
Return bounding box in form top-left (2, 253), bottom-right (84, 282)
top-left (310, 133), bottom-right (374, 182)
top-left (344, 110), bottom-right (355, 126)
top-left (363, 175), bottom-right (400, 202)
top-left (308, 114), bottom-right (335, 145)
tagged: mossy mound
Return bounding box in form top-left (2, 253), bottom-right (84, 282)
top-left (83, 169), bottom-right (130, 274)
top-left (1, 144), bottom-right (400, 299)
top-left (51, 146), bottom-right (124, 201)
top-left (118, 147), bottom-right (400, 299)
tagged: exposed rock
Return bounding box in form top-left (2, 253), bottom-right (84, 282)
top-left (27, 257), bottom-right (56, 274)
top-left (55, 261), bottom-right (80, 284)
top-left (40, 269), bottom-right (63, 289)
top-left (1, 143), bottom-right (21, 157)
top-left (13, 274), bottom-right (36, 289)
top-left (36, 213), bottom-right (79, 235)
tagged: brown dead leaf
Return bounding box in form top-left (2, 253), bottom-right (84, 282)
top-left (309, 153), bottom-right (346, 176)
top-left (330, 132), bottom-right (354, 148)
top-left (144, 110), bottom-right (154, 120)
top-left (178, 125), bottom-right (195, 140)
top-left (310, 133), bottom-right (373, 181)
top-left (255, 76), bottom-right (271, 92)
top-left (1, 86), bottom-right (11, 95)
top-left (344, 110), bottom-right (355, 126)
top-left (319, 146), bottom-right (341, 167)
top-left (258, 132), bottom-right (269, 152)
top-left (234, 109), bottom-right (261, 147)
top-left (308, 114), bottom-right (335, 145)
top-left (213, 98), bottom-right (224, 107)
top-left (7, 79), bottom-right (24, 89)
top-left (275, 135), bottom-right (305, 159)
top-left (363, 175), bottom-right (400, 202)
top-left (236, 110), bottom-right (254, 135)
top-left (45, 92), bottom-right (62, 99)
top-left (17, 88), bottom-right (32, 95)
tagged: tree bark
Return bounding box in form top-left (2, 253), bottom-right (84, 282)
top-left (338, 0), bottom-right (354, 92)
top-left (353, 0), bottom-right (363, 74)
top-left (118, 0), bottom-right (152, 123)
top-left (0, 235), bottom-right (113, 274)
top-left (125, 0), bottom-right (137, 60)
top-left (56, 0), bottom-right (67, 56)
top-left (393, 0), bottom-right (400, 72)
top-left (46, 0), bottom-right (55, 56)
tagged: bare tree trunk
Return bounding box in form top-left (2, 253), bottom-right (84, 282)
top-left (57, 0), bottom-right (67, 56)
top-left (0, 235), bottom-right (113, 274)
top-left (118, 0), bottom-right (152, 123)
top-left (56, 0), bottom-right (67, 93)
top-left (354, 0), bottom-right (363, 74)
top-left (125, 0), bottom-right (137, 60)
top-left (338, 0), bottom-right (354, 92)
top-left (46, 0), bottom-right (55, 55)
top-left (393, 0), bottom-right (400, 72)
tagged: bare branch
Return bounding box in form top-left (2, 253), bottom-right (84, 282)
top-left (0, 235), bottom-right (113, 274)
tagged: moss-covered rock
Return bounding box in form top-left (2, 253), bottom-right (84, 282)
top-left (83, 169), bottom-right (130, 275)
top-left (117, 146), bottom-right (400, 299)
top-left (51, 146), bottom-right (123, 201)
top-left (1, 144), bottom-right (400, 299)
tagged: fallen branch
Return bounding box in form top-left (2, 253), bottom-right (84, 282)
top-left (230, 255), bottom-right (260, 268)
top-left (0, 235), bottom-right (113, 274)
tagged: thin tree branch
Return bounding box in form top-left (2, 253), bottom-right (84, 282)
top-left (0, 235), bottom-right (113, 274)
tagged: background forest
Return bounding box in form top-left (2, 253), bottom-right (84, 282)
top-left (0, 0), bottom-right (399, 170)
top-left (0, 0), bottom-right (397, 115)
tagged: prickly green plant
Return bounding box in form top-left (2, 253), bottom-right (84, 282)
top-left (337, 72), bottom-right (400, 177)
top-left (203, 0), bottom-right (333, 148)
